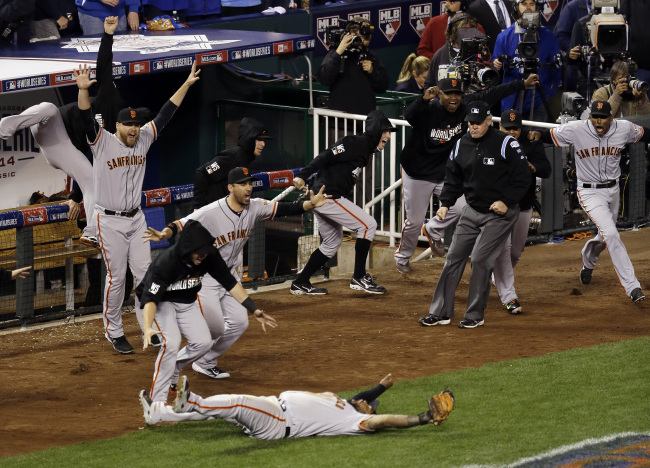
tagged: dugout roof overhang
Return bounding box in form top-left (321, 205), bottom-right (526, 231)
top-left (0, 28), bottom-right (315, 94)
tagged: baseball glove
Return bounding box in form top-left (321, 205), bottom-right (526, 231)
top-left (428, 390), bottom-right (455, 426)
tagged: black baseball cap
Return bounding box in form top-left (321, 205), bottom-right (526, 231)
top-left (256, 129), bottom-right (273, 140)
top-left (117, 107), bottom-right (149, 125)
top-left (228, 167), bottom-right (259, 185)
top-left (465, 101), bottom-right (491, 122)
top-left (500, 109), bottom-right (523, 129)
top-left (590, 100), bottom-right (612, 117)
top-left (439, 77), bottom-right (463, 94)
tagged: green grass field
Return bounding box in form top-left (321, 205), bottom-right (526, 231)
top-left (4, 337), bottom-right (649, 468)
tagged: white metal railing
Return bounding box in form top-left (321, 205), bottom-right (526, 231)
top-left (310, 108), bottom-right (557, 254)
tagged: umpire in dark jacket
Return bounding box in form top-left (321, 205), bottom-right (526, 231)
top-left (419, 102), bottom-right (531, 329)
top-left (137, 220), bottom-right (276, 405)
top-left (192, 118), bottom-right (272, 210)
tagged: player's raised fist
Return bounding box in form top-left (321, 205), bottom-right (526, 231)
top-left (74, 64), bottom-right (97, 89)
top-left (104, 16), bottom-right (119, 35)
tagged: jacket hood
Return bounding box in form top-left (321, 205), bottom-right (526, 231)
top-left (176, 220), bottom-right (216, 262)
top-left (363, 110), bottom-right (395, 148)
top-left (238, 117), bottom-right (271, 154)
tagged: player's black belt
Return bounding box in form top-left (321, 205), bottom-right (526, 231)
top-left (581, 180), bottom-right (616, 189)
top-left (103, 207), bottom-right (140, 217)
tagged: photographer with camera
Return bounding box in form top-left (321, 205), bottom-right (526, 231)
top-left (592, 61), bottom-right (650, 118)
top-left (423, 13), bottom-right (489, 89)
top-left (492, 0), bottom-right (562, 122)
top-left (318, 17), bottom-right (389, 116)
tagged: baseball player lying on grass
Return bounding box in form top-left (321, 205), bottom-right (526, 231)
top-left (136, 219), bottom-right (276, 409)
top-left (139, 373), bottom-right (455, 437)
top-left (531, 100), bottom-right (650, 303)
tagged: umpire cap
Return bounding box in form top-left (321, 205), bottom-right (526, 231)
top-left (117, 107), bottom-right (149, 125)
top-left (500, 109), bottom-right (522, 129)
top-left (228, 167), bottom-right (259, 185)
top-left (465, 101), bottom-right (491, 122)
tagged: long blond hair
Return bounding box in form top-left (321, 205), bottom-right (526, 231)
top-left (397, 53), bottom-right (431, 83)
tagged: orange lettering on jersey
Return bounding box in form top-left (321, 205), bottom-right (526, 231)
top-left (335, 396), bottom-right (346, 410)
top-left (216, 234), bottom-right (227, 247)
top-left (591, 147), bottom-right (599, 157)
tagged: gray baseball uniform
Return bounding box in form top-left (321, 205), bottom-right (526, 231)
top-left (172, 197), bottom-right (278, 371)
top-left (0, 103), bottom-right (96, 222)
top-left (549, 119), bottom-right (647, 295)
top-left (85, 107), bottom-right (174, 340)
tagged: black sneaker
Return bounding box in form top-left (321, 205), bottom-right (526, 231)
top-left (505, 299), bottom-right (522, 315)
top-left (395, 261), bottom-right (412, 274)
top-left (290, 281), bottom-right (328, 295)
top-left (192, 362), bottom-right (230, 379)
top-left (458, 319), bottom-right (484, 329)
top-left (105, 333), bottom-right (134, 354)
top-left (350, 274), bottom-right (387, 294)
top-left (418, 315), bottom-right (451, 326)
top-left (422, 226), bottom-right (445, 257)
top-left (631, 288), bottom-right (645, 303)
top-left (579, 266), bottom-right (593, 285)
top-left (150, 334), bottom-right (162, 348)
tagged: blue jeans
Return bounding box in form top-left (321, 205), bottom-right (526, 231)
top-left (78, 12), bottom-right (127, 36)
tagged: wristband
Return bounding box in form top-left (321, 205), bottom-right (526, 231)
top-left (241, 297), bottom-right (258, 314)
top-left (167, 222), bottom-right (178, 237)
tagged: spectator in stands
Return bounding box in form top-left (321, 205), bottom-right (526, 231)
top-left (220, 0), bottom-right (264, 17)
top-left (492, 0), bottom-right (562, 122)
top-left (592, 61), bottom-right (650, 118)
top-left (0, 266), bottom-right (32, 283)
top-left (417, 0), bottom-right (485, 59)
top-left (554, 0), bottom-right (590, 54)
top-left (192, 118), bottom-right (272, 210)
top-left (142, 0), bottom-right (187, 22)
top-left (423, 13), bottom-right (483, 89)
top-left (75, 0), bottom-right (140, 35)
top-left (621, 0), bottom-right (650, 98)
top-left (395, 53), bottom-right (430, 94)
top-left (30, 0), bottom-right (70, 42)
top-left (467, 0), bottom-right (513, 53)
top-left (318, 16), bottom-right (389, 116)
top-left (0, 0), bottom-right (35, 44)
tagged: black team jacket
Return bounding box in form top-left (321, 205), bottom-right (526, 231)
top-left (440, 126), bottom-right (531, 213)
top-left (135, 220), bottom-right (238, 307)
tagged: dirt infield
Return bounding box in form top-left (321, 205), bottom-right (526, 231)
top-left (2, 229), bottom-right (650, 458)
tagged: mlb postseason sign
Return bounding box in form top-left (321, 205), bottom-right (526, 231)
top-left (313, 0), bottom-right (436, 56)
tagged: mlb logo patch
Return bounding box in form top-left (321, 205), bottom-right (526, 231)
top-left (409, 3), bottom-right (432, 38)
top-left (471, 108), bottom-right (480, 114)
top-left (539, 0), bottom-right (559, 22)
top-left (483, 157), bottom-right (495, 166)
top-left (379, 7), bottom-right (401, 42)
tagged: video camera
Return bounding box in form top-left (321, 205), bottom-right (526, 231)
top-left (325, 19), bottom-right (373, 50)
top-left (586, 0), bottom-right (627, 56)
top-left (446, 29), bottom-right (498, 92)
top-left (559, 92), bottom-right (588, 122)
top-left (517, 11), bottom-right (541, 76)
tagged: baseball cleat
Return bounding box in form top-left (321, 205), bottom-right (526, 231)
top-left (422, 226), bottom-right (445, 257)
top-left (395, 261), bottom-right (412, 274)
top-left (505, 299), bottom-right (522, 315)
top-left (579, 266), bottom-right (593, 285)
top-left (192, 362), bottom-right (230, 379)
top-left (630, 288), bottom-right (645, 303)
top-left (350, 274), bottom-right (387, 294)
top-left (139, 390), bottom-right (154, 425)
top-left (80, 235), bottom-right (100, 249)
top-left (143, 333), bottom-right (163, 348)
top-left (173, 375), bottom-right (191, 413)
top-left (458, 319), bottom-right (484, 329)
top-left (418, 315), bottom-right (451, 326)
top-left (290, 281), bottom-right (328, 295)
top-left (105, 332), bottom-right (134, 354)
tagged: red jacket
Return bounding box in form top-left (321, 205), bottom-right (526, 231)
top-left (417, 14), bottom-right (485, 59)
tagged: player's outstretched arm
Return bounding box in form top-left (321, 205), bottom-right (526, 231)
top-left (228, 283), bottom-right (277, 332)
top-left (75, 64), bottom-right (97, 111)
top-left (11, 266), bottom-right (32, 280)
top-left (142, 226), bottom-right (173, 243)
top-left (142, 302), bottom-right (162, 350)
top-left (169, 61), bottom-right (201, 107)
